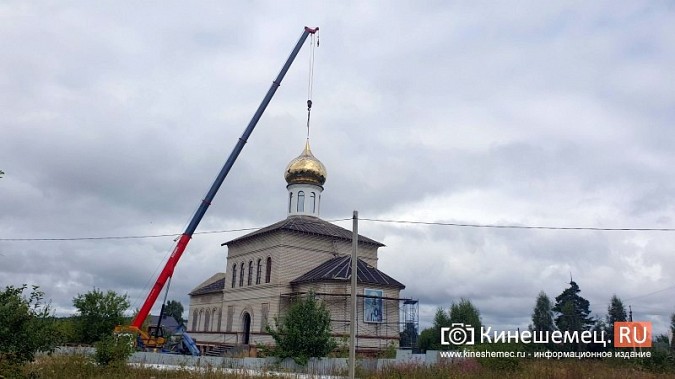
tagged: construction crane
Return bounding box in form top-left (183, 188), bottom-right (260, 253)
top-left (115, 26), bottom-right (319, 354)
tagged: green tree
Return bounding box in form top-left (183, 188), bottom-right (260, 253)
top-left (419, 307), bottom-right (452, 351)
top-left (0, 285), bottom-right (61, 374)
top-left (529, 291), bottom-right (555, 351)
top-left (449, 298), bottom-right (482, 331)
top-left (552, 280), bottom-right (594, 351)
top-left (588, 318), bottom-right (609, 352)
top-left (164, 300), bottom-right (185, 326)
top-left (418, 327), bottom-right (436, 352)
top-left (434, 306), bottom-right (451, 329)
top-left (670, 313), bottom-right (675, 351)
top-left (54, 317), bottom-right (79, 344)
top-left (419, 301), bottom-right (481, 352)
top-left (530, 291), bottom-right (555, 333)
top-left (266, 292), bottom-right (336, 365)
top-left (73, 288), bottom-right (130, 344)
top-left (447, 299), bottom-right (482, 350)
top-left (606, 295), bottom-right (627, 345)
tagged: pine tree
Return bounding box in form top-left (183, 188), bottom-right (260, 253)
top-left (670, 313), bottom-right (675, 351)
top-left (449, 298), bottom-right (482, 331)
top-left (530, 291), bottom-right (555, 333)
top-left (434, 306), bottom-right (451, 328)
top-left (606, 295), bottom-right (627, 345)
top-left (552, 280), bottom-right (594, 351)
top-left (431, 307), bottom-right (451, 350)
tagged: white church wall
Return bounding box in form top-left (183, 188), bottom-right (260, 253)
top-left (189, 220), bottom-right (399, 352)
top-left (291, 282), bottom-right (402, 350)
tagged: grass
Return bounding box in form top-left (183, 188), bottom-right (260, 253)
top-left (373, 359), bottom-right (675, 379)
top-left (11, 354), bottom-right (675, 379)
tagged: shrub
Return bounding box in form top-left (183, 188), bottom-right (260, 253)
top-left (266, 291), bottom-right (336, 365)
top-left (378, 342), bottom-right (397, 359)
top-left (473, 342), bottom-right (522, 372)
top-left (94, 334), bottom-right (134, 367)
top-left (636, 348), bottom-right (675, 373)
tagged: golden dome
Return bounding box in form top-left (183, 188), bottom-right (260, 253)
top-left (284, 139), bottom-right (327, 186)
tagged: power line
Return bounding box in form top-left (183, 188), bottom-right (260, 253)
top-left (2, 216), bottom-right (674, 242)
top-left (358, 218), bottom-right (675, 232)
top-left (624, 284), bottom-right (675, 301)
top-left (0, 218), bottom-right (353, 242)
top-left (0, 227), bottom-right (259, 242)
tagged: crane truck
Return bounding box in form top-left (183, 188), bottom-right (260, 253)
top-left (114, 26), bottom-right (319, 355)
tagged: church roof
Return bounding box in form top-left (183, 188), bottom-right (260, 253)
top-left (149, 314), bottom-right (181, 331)
top-left (223, 215), bottom-right (384, 247)
top-left (189, 276), bottom-right (226, 296)
top-left (291, 255), bottom-right (405, 289)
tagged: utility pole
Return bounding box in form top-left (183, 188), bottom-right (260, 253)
top-left (349, 210), bottom-right (358, 379)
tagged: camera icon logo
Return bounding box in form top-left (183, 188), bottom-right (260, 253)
top-left (441, 323), bottom-right (475, 345)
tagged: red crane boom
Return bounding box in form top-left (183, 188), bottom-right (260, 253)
top-left (130, 26), bottom-right (319, 330)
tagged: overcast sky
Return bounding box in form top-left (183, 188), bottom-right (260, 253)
top-left (2, 1), bottom-right (675, 335)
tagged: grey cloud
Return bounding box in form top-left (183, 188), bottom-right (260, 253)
top-left (1, 1), bottom-right (674, 334)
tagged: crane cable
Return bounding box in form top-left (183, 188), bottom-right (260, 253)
top-left (306, 31), bottom-right (318, 138)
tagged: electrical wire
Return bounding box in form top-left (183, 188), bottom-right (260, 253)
top-left (0, 229), bottom-right (252, 242)
top-left (2, 216), bottom-right (675, 242)
top-left (624, 284), bottom-right (675, 301)
top-left (0, 218), bottom-right (352, 242)
top-left (358, 218), bottom-right (675, 232)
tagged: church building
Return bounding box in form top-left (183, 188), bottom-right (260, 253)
top-left (187, 139), bottom-right (409, 355)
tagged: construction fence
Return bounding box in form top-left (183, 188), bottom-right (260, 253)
top-left (53, 347), bottom-right (443, 375)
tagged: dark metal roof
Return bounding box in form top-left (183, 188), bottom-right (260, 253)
top-left (291, 256), bottom-right (405, 289)
top-left (149, 314), bottom-right (181, 331)
top-left (189, 277), bottom-right (226, 296)
top-left (223, 215), bottom-right (384, 247)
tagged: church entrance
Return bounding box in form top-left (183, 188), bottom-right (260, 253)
top-left (242, 312), bottom-right (251, 345)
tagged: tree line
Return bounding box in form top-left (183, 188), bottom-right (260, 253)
top-left (418, 280), bottom-right (675, 353)
top-left (0, 284), bottom-right (185, 373)
top-left (1, 283), bottom-right (336, 372)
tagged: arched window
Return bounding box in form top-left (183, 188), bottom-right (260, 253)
top-left (239, 262), bottom-right (245, 287)
top-left (192, 310), bottom-right (198, 331)
top-left (247, 261), bottom-right (253, 286)
top-left (288, 192), bottom-right (293, 213)
top-left (297, 191), bottom-right (305, 212)
top-left (242, 312), bottom-right (251, 345)
top-left (265, 257), bottom-right (272, 283)
top-left (217, 308), bottom-right (223, 332)
top-left (310, 192), bottom-right (316, 213)
top-left (204, 309), bottom-right (210, 332)
top-left (231, 264), bottom-right (237, 288)
top-left (256, 258), bottom-right (262, 285)
top-left (198, 309), bottom-right (204, 331)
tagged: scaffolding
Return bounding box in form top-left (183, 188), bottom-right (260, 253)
top-left (280, 291), bottom-right (419, 352)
